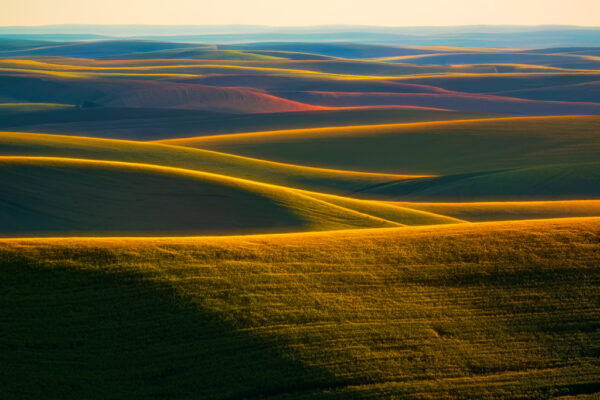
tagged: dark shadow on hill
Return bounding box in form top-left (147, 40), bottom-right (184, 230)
top-left (0, 254), bottom-right (359, 400)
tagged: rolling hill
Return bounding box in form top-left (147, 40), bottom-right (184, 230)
top-left (160, 116), bottom-right (600, 175)
top-left (355, 162), bottom-right (600, 201)
top-left (0, 106), bottom-right (495, 140)
top-left (393, 199), bottom-right (600, 221)
top-left (0, 74), bottom-right (323, 114)
top-left (2, 33), bottom-right (600, 400)
top-left (0, 131), bottom-right (427, 194)
top-left (0, 39), bottom-right (202, 58)
top-left (492, 80), bottom-right (600, 103)
top-left (1, 217), bottom-right (599, 399)
top-left (283, 90), bottom-right (600, 116)
top-left (378, 51), bottom-right (600, 69)
top-left (0, 156), bottom-right (409, 236)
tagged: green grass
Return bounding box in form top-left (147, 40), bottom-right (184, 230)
top-left (1, 217), bottom-right (599, 399)
top-left (355, 162), bottom-right (600, 201)
top-left (0, 157), bottom-right (410, 236)
top-left (164, 116), bottom-right (600, 175)
top-left (0, 131), bottom-right (425, 195)
top-left (393, 200), bottom-right (600, 222)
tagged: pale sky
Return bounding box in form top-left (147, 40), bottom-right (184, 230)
top-left (2, 0), bottom-right (599, 27)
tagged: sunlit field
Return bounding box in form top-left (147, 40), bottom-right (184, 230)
top-left (1, 28), bottom-right (599, 399)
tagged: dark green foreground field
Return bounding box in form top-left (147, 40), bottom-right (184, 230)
top-left (1, 218), bottom-right (599, 399)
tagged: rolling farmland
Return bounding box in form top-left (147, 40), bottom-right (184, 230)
top-left (1, 30), bottom-right (599, 399)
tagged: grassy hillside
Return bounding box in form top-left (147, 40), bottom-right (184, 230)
top-left (393, 200), bottom-right (600, 221)
top-left (407, 72), bottom-right (600, 93)
top-left (0, 106), bottom-right (495, 140)
top-left (1, 218), bottom-right (599, 399)
top-left (0, 131), bottom-right (428, 194)
top-left (284, 90), bottom-right (600, 116)
top-left (379, 51), bottom-right (600, 69)
top-left (0, 74), bottom-right (323, 114)
top-left (494, 80), bottom-right (600, 103)
top-left (356, 163), bottom-right (600, 201)
top-left (101, 47), bottom-right (285, 60)
top-left (161, 116), bottom-right (600, 175)
top-left (0, 39), bottom-right (202, 58)
top-left (0, 156), bottom-right (415, 236)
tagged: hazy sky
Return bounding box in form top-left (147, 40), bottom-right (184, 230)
top-left (2, 0), bottom-right (599, 26)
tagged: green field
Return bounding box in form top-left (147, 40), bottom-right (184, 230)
top-left (163, 116), bottom-right (600, 174)
top-left (0, 132), bottom-right (426, 194)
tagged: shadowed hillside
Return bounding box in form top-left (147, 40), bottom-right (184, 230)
top-left (0, 157), bottom-right (414, 236)
top-left (0, 107), bottom-right (494, 140)
top-left (161, 116), bottom-right (600, 175)
top-left (1, 218), bottom-right (599, 399)
top-left (0, 74), bottom-right (324, 113)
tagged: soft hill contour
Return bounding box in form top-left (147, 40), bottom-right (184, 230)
top-left (1, 217), bottom-right (599, 399)
top-left (0, 157), bottom-right (406, 236)
top-left (160, 116), bottom-right (600, 175)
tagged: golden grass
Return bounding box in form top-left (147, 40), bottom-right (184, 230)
top-left (2, 217), bottom-right (599, 398)
top-left (392, 199), bottom-right (600, 222)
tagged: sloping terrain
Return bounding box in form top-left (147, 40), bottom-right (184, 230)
top-left (2, 35), bottom-right (600, 400)
top-left (393, 199), bottom-right (600, 221)
top-left (0, 106), bottom-right (494, 140)
top-left (0, 157), bottom-right (408, 236)
top-left (0, 39), bottom-right (202, 58)
top-left (0, 131), bottom-right (426, 194)
top-left (0, 74), bottom-right (323, 113)
top-left (284, 90), bottom-right (600, 116)
top-left (379, 51), bottom-right (600, 69)
top-left (160, 116), bottom-right (600, 175)
top-left (355, 162), bottom-right (600, 201)
top-left (1, 218), bottom-right (599, 399)
top-left (493, 80), bottom-right (600, 103)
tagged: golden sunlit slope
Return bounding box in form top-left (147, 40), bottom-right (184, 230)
top-left (393, 200), bottom-right (600, 221)
top-left (159, 116), bottom-right (600, 175)
top-left (292, 189), bottom-right (463, 226)
top-left (2, 217), bottom-right (599, 399)
top-left (0, 131), bottom-right (428, 194)
top-left (0, 156), bottom-right (409, 236)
